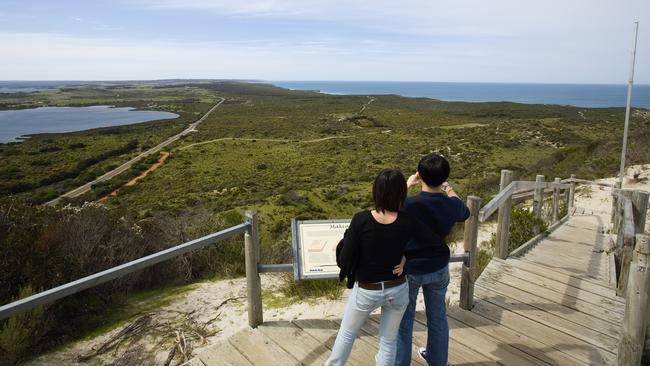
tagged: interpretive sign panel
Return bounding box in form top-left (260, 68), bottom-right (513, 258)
top-left (291, 219), bottom-right (351, 281)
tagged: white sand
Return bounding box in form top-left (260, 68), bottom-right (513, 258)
top-left (26, 165), bottom-right (649, 365)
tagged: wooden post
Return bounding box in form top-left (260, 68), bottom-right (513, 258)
top-left (612, 193), bottom-right (620, 233)
top-left (617, 191), bottom-right (637, 297)
top-left (568, 174), bottom-right (576, 209)
top-left (618, 234), bottom-right (650, 366)
top-left (245, 210), bottom-right (263, 328)
top-left (460, 196), bottom-right (480, 310)
top-left (631, 190), bottom-right (649, 234)
top-left (533, 175), bottom-right (545, 235)
top-left (552, 177), bottom-right (561, 223)
top-left (495, 170), bottom-right (514, 259)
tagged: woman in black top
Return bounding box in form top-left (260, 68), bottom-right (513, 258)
top-left (325, 169), bottom-right (444, 366)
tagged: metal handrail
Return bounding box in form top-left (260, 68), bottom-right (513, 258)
top-left (0, 222), bottom-right (250, 321)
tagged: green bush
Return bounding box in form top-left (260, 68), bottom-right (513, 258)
top-left (278, 273), bottom-right (344, 301)
top-left (509, 207), bottom-right (548, 252)
top-left (0, 286), bottom-right (49, 366)
top-left (476, 206), bottom-right (548, 278)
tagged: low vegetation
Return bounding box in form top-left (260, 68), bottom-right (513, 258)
top-left (1, 81), bottom-right (650, 363)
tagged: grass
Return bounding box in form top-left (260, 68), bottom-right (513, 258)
top-left (55, 281), bottom-right (202, 352)
top-left (263, 274), bottom-right (346, 309)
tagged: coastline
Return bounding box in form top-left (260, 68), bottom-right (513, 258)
top-left (267, 80), bottom-right (650, 109)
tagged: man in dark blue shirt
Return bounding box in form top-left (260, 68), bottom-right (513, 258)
top-left (395, 154), bottom-right (470, 366)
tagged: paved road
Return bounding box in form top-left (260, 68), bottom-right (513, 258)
top-left (45, 97), bottom-right (225, 206)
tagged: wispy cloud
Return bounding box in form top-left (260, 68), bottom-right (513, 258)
top-left (2, 30), bottom-right (641, 83)
top-left (0, 1), bottom-right (648, 82)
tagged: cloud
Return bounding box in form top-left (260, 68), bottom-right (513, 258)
top-left (1, 30), bottom-right (645, 83)
top-left (71, 16), bottom-right (82, 21)
top-left (1, 0), bottom-right (648, 82)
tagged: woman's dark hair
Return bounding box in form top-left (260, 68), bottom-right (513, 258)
top-left (417, 153), bottom-right (450, 187)
top-left (372, 169), bottom-right (407, 213)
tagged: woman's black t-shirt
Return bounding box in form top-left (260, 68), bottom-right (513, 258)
top-left (337, 210), bottom-right (445, 284)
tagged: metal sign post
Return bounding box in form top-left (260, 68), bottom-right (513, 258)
top-left (619, 21), bottom-right (640, 189)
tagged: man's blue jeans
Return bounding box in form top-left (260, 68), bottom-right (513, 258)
top-left (395, 265), bottom-right (450, 366)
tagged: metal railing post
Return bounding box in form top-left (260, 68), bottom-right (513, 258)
top-left (495, 170), bottom-right (514, 259)
top-left (533, 175), bottom-right (545, 235)
top-left (460, 196), bottom-right (480, 310)
top-left (245, 210), bottom-right (263, 328)
top-left (618, 234), bottom-right (650, 366)
top-left (552, 177), bottom-right (561, 223)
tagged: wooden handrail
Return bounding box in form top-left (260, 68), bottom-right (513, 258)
top-left (613, 189), bottom-right (649, 365)
top-left (619, 234), bottom-right (650, 366)
top-left (479, 180), bottom-right (570, 222)
top-left (561, 177), bottom-right (618, 188)
top-left (0, 222), bottom-right (251, 321)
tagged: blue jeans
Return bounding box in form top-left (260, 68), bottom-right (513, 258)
top-left (395, 265), bottom-right (450, 366)
top-left (325, 281), bottom-right (409, 366)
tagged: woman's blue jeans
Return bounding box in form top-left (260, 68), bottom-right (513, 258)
top-left (325, 281), bottom-right (409, 366)
top-left (395, 265), bottom-right (450, 366)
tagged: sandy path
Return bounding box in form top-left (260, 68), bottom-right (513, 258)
top-left (98, 151), bottom-right (170, 202)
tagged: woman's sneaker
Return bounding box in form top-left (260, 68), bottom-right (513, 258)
top-left (418, 347), bottom-right (427, 361)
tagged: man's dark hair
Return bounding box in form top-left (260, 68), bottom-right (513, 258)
top-left (373, 169), bottom-right (407, 213)
top-left (417, 153), bottom-right (450, 187)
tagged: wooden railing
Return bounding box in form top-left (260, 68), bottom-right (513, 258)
top-left (458, 169), bottom-right (572, 310)
top-left (0, 211), bottom-right (258, 325)
top-left (611, 190), bottom-right (649, 366)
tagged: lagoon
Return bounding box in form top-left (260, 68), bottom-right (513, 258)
top-left (0, 106), bottom-right (179, 143)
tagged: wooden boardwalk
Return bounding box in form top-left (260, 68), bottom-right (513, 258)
top-left (192, 211), bottom-right (624, 365)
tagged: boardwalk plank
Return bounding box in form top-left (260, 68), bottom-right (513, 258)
top-left (292, 318), bottom-right (369, 366)
top-left (475, 285), bottom-right (618, 354)
top-left (481, 262), bottom-right (625, 319)
top-left (471, 299), bottom-right (615, 365)
top-left (229, 328), bottom-right (300, 366)
top-left (447, 306), bottom-right (586, 366)
top-left (496, 258), bottom-right (620, 300)
top-left (507, 257), bottom-right (612, 289)
top-left (521, 254), bottom-right (609, 282)
top-left (258, 321), bottom-right (331, 365)
top-left (363, 316), bottom-right (427, 366)
top-left (476, 272), bottom-right (621, 334)
top-left (407, 314), bottom-right (498, 365)
top-left (197, 340), bottom-right (254, 366)
top-left (415, 312), bottom-right (547, 365)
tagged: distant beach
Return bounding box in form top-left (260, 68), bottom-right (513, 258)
top-left (270, 81), bottom-right (650, 109)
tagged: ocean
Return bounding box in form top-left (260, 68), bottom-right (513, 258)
top-left (269, 81), bottom-right (650, 109)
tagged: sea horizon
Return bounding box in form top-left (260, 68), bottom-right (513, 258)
top-left (2, 80), bottom-right (650, 109)
top-left (268, 80), bottom-right (650, 109)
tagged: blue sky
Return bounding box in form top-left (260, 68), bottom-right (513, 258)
top-left (1, 0), bottom-right (649, 83)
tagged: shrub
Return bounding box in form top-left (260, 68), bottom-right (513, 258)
top-left (508, 207), bottom-right (548, 252)
top-left (0, 286), bottom-right (49, 366)
top-left (278, 273), bottom-right (344, 301)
